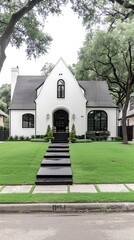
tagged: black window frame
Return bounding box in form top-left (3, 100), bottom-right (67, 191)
top-left (57, 79), bottom-right (65, 98)
top-left (87, 110), bottom-right (107, 132)
top-left (22, 113), bottom-right (34, 128)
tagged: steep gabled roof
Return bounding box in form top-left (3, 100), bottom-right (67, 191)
top-left (9, 76), bottom-right (45, 110)
top-left (9, 75), bottom-right (116, 110)
top-left (78, 80), bottom-right (116, 108)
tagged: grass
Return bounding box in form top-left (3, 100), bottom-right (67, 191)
top-left (0, 141), bottom-right (48, 184)
top-left (0, 141), bottom-right (134, 203)
top-left (1, 141), bottom-right (134, 184)
top-left (70, 142), bottom-right (134, 183)
top-left (0, 192), bottom-right (134, 203)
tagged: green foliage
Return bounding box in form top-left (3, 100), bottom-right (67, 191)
top-left (46, 125), bottom-right (51, 135)
top-left (75, 21), bottom-right (134, 107)
top-left (45, 125), bottom-right (53, 141)
top-left (0, 84), bottom-right (11, 113)
top-left (69, 124), bottom-right (76, 143)
top-left (71, 0), bottom-right (134, 29)
top-left (76, 139), bottom-right (92, 143)
top-left (0, 99), bottom-right (7, 112)
top-left (31, 138), bottom-right (47, 142)
top-left (86, 131), bottom-right (110, 141)
top-left (111, 136), bottom-right (122, 142)
top-left (41, 62), bottom-right (54, 76)
top-left (0, 0), bottom-right (68, 71)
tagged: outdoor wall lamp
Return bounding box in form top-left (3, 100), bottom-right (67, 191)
top-left (72, 114), bottom-right (75, 120)
top-left (46, 114), bottom-right (50, 120)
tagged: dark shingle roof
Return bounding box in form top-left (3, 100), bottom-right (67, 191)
top-left (78, 80), bottom-right (116, 108)
top-left (9, 76), bottom-right (45, 110)
top-left (9, 76), bottom-right (116, 110)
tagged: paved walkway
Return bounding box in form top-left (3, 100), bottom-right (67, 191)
top-left (0, 183), bottom-right (134, 194)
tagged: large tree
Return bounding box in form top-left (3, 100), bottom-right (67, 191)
top-left (0, 83), bottom-right (11, 112)
top-left (75, 22), bottom-right (134, 144)
top-left (0, 0), bottom-right (68, 72)
top-left (71, 0), bottom-right (134, 28)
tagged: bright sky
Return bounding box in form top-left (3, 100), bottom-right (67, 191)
top-left (0, 4), bottom-right (86, 86)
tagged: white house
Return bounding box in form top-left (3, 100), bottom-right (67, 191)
top-left (9, 58), bottom-right (117, 138)
top-left (0, 109), bottom-right (8, 127)
top-left (118, 93), bottom-right (134, 140)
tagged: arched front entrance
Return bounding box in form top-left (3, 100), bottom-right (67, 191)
top-left (53, 110), bottom-right (69, 132)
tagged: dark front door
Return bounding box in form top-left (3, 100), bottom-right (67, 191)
top-left (54, 110), bottom-right (69, 132)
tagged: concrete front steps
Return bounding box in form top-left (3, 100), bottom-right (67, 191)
top-left (52, 132), bottom-right (69, 143)
top-left (35, 143), bottom-right (73, 185)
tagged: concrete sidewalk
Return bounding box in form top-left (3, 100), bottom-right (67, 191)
top-left (0, 183), bottom-right (134, 194)
top-left (0, 184), bottom-right (134, 213)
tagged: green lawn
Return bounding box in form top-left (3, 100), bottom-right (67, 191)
top-left (0, 141), bottom-right (134, 185)
top-left (0, 141), bottom-right (47, 184)
top-left (70, 142), bottom-right (134, 183)
top-left (0, 141), bottom-right (134, 203)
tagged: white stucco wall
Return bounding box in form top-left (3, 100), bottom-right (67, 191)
top-left (36, 58), bottom-right (87, 136)
top-left (10, 110), bottom-right (35, 137)
top-left (86, 108), bottom-right (117, 137)
top-left (11, 67), bottom-right (19, 100)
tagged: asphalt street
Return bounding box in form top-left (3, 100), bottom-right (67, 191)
top-left (0, 212), bottom-right (134, 240)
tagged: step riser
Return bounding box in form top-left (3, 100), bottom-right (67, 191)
top-left (49, 144), bottom-right (69, 149)
top-left (41, 164), bottom-right (71, 167)
top-left (44, 156), bottom-right (70, 158)
top-left (35, 178), bottom-right (73, 185)
top-left (47, 150), bottom-right (69, 153)
top-left (52, 141), bottom-right (69, 144)
top-left (35, 182), bottom-right (73, 185)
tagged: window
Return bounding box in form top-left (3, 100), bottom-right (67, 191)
top-left (57, 79), bottom-right (65, 98)
top-left (22, 114), bottom-right (34, 128)
top-left (88, 110), bottom-right (107, 131)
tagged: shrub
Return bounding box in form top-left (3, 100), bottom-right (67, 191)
top-left (8, 136), bottom-right (14, 141)
top-left (14, 135), bottom-right (18, 141)
top-left (76, 139), bottom-right (92, 143)
top-left (114, 137), bottom-right (122, 142)
top-left (25, 136), bottom-right (30, 141)
top-left (30, 138), bottom-right (46, 142)
top-left (95, 136), bottom-right (100, 141)
top-left (0, 126), bottom-right (4, 131)
top-left (46, 125), bottom-right (51, 135)
top-left (69, 124), bottom-right (77, 143)
top-left (76, 135), bottom-right (85, 139)
top-left (45, 125), bottom-right (53, 142)
top-left (86, 131), bottom-right (110, 141)
top-left (20, 136), bottom-right (25, 141)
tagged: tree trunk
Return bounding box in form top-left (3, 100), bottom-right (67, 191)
top-left (0, 43), bottom-right (7, 72)
top-left (0, 0), bottom-right (43, 72)
top-left (122, 88), bottom-right (131, 144)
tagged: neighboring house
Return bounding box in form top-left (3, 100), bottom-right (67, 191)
top-left (9, 58), bottom-right (117, 138)
top-left (0, 109), bottom-right (8, 127)
top-left (118, 93), bottom-right (134, 140)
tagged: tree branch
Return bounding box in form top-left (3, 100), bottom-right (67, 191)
top-left (0, 0), bottom-right (43, 48)
top-left (114, 0), bottom-right (134, 10)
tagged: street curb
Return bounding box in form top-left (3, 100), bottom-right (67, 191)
top-left (1, 202), bottom-right (134, 213)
